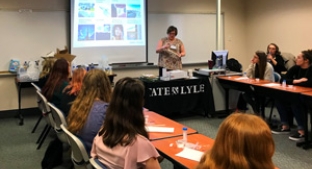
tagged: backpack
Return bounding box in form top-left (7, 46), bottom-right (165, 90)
top-left (41, 138), bottom-right (63, 169)
top-left (226, 58), bottom-right (242, 72)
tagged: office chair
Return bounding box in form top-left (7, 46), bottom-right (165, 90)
top-left (60, 124), bottom-right (93, 169)
top-left (48, 102), bottom-right (68, 143)
top-left (266, 72), bottom-right (281, 122)
top-left (35, 90), bottom-right (54, 150)
top-left (89, 158), bottom-right (107, 169)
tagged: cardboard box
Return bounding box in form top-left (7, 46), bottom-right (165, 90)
top-left (54, 46), bottom-right (76, 63)
top-left (54, 54), bottom-right (76, 63)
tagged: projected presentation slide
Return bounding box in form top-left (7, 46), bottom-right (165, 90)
top-left (73, 0), bottom-right (145, 48)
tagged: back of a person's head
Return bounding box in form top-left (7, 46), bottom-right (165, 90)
top-left (197, 113), bottom-right (275, 169)
top-left (64, 67), bottom-right (86, 96)
top-left (99, 77), bottom-right (148, 148)
top-left (41, 58), bottom-right (69, 100)
top-left (40, 58), bottom-right (56, 78)
top-left (67, 69), bottom-right (111, 133)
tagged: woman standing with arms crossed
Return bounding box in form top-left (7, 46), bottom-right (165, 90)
top-left (156, 25), bottom-right (186, 76)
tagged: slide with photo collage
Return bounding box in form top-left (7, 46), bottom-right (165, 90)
top-left (77, 0), bottom-right (143, 41)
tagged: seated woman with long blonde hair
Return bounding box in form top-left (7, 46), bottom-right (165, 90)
top-left (67, 69), bottom-right (112, 154)
top-left (196, 113), bottom-right (275, 169)
top-left (37, 57), bottom-right (56, 88)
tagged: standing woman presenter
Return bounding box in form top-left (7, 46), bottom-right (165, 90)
top-left (156, 25), bottom-right (186, 76)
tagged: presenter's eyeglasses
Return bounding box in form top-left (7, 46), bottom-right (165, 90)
top-left (168, 31), bottom-right (176, 36)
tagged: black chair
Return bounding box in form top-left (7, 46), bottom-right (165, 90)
top-left (265, 72), bottom-right (281, 122)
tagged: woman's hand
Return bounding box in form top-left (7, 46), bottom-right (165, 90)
top-left (162, 43), bottom-right (170, 50)
top-left (293, 78), bottom-right (308, 84)
top-left (267, 54), bottom-right (273, 61)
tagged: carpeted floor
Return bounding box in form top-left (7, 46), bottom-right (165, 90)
top-left (0, 108), bottom-right (311, 169)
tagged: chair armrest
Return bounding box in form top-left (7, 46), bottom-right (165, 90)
top-left (89, 158), bottom-right (106, 169)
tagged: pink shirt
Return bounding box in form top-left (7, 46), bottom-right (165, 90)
top-left (91, 134), bottom-right (159, 169)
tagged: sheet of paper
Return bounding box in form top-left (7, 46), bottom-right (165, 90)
top-left (145, 126), bottom-right (174, 133)
top-left (175, 147), bottom-right (204, 162)
top-left (234, 77), bottom-right (249, 80)
top-left (262, 83), bottom-right (280, 87)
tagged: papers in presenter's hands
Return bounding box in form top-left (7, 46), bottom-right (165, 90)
top-left (165, 49), bottom-right (180, 57)
top-left (175, 147), bottom-right (204, 162)
top-left (145, 126), bottom-right (174, 133)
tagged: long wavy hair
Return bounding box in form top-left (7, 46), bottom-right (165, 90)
top-left (67, 69), bottom-right (112, 134)
top-left (41, 58), bottom-right (69, 100)
top-left (267, 43), bottom-right (281, 56)
top-left (98, 77), bottom-right (148, 148)
top-left (255, 51), bottom-right (268, 80)
top-left (63, 67), bottom-right (86, 96)
top-left (196, 113), bottom-right (275, 169)
top-left (40, 57), bottom-right (56, 78)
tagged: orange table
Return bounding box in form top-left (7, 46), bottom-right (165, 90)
top-left (144, 111), bottom-right (198, 141)
top-left (253, 83), bottom-right (312, 119)
top-left (253, 82), bottom-right (312, 93)
top-left (217, 75), bottom-right (271, 85)
top-left (152, 133), bottom-right (280, 169)
top-left (217, 76), bottom-right (270, 114)
top-left (152, 134), bottom-right (214, 169)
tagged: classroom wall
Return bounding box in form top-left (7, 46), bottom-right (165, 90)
top-left (245, 0), bottom-right (312, 60)
top-left (0, 0), bottom-right (247, 111)
top-left (0, 0), bottom-right (68, 11)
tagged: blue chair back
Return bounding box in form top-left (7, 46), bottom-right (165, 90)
top-left (274, 72), bottom-right (281, 83)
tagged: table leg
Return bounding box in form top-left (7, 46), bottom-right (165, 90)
top-left (225, 88), bottom-right (229, 114)
top-left (296, 102), bottom-right (311, 149)
top-left (18, 83), bottom-right (24, 125)
top-left (260, 96), bottom-right (265, 118)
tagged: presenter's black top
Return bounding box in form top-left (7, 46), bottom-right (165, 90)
top-left (268, 54), bottom-right (286, 74)
top-left (283, 65), bottom-right (312, 87)
top-left (158, 37), bottom-right (183, 70)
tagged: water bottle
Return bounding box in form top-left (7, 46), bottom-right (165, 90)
top-left (182, 127), bottom-right (188, 143)
top-left (243, 72), bottom-right (247, 77)
top-left (282, 80), bottom-right (286, 87)
top-left (90, 63), bottom-right (95, 70)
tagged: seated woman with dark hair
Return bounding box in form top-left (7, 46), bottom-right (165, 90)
top-left (237, 51), bottom-right (274, 114)
top-left (196, 113), bottom-right (275, 169)
top-left (272, 49), bottom-right (312, 142)
top-left (40, 58), bottom-right (70, 169)
top-left (266, 43), bottom-right (286, 75)
top-left (91, 77), bottom-right (160, 169)
top-left (41, 58), bottom-right (70, 108)
top-left (60, 67), bottom-right (86, 117)
top-left (67, 69), bottom-right (112, 154)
